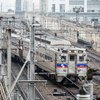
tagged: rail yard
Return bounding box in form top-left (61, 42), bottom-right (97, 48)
top-left (0, 1), bottom-right (100, 99)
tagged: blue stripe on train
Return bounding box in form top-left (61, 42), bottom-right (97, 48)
top-left (77, 64), bottom-right (88, 67)
top-left (56, 64), bottom-right (68, 68)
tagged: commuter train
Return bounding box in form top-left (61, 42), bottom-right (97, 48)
top-left (11, 34), bottom-right (88, 83)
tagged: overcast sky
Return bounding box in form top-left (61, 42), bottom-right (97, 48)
top-left (0, 0), bottom-right (15, 11)
top-left (0, 0), bottom-right (39, 12)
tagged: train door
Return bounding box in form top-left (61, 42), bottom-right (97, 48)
top-left (68, 54), bottom-right (77, 74)
top-left (56, 54), bottom-right (68, 76)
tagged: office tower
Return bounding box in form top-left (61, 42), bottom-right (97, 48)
top-left (15, 0), bottom-right (22, 14)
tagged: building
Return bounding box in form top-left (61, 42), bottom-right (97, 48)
top-left (69, 0), bottom-right (100, 13)
top-left (23, 0), bottom-right (34, 21)
top-left (87, 0), bottom-right (100, 13)
top-left (15, 0), bottom-right (34, 21)
top-left (40, 0), bottom-right (100, 13)
top-left (22, 0), bottom-right (34, 13)
top-left (40, 0), bottom-right (100, 24)
top-left (15, 0), bottom-right (22, 14)
top-left (69, 0), bottom-right (85, 12)
top-left (40, 0), bottom-right (69, 14)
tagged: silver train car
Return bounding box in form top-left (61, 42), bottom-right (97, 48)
top-left (11, 34), bottom-right (88, 83)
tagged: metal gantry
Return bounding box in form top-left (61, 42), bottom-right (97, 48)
top-left (0, 16), bottom-right (47, 100)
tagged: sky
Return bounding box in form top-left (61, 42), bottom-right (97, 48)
top-left (0, 0), bottom-right (39, 12)
top-left (0, 0), bottom-right (15, 11)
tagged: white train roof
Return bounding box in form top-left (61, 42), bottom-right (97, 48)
top-left (35, 35), bottom-right (71, 46)
top-left (11, 34), bottom-right (86, 52)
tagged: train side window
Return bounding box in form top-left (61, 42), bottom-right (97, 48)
top-left (61, 56), bottom-right (66, 62)
top-left (79, 56), bottom-right (84, 61)
top-left (62, 50), bottom-right (67, 53)
top-left (45, 55), bottom-right (52, 61)
top-left (36, 51), bottom-right (38, 54)
top-left (45, 55), bottom-right (48, 59)
top-left (70, 55), bottom-right (75, 61)
top-left (78, 50), bottom-right (83, 53)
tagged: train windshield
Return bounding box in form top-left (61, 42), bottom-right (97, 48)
top-left (70, 55), bottom-right (75, 61)
top-left (61, 56), bottom-right (66, 62)
top-left (79, 56), bottom-right (84, 61)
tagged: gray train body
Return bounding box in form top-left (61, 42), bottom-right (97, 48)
top-left (11, 34), bottom-right (88, 82)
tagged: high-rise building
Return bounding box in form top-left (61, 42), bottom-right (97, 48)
top-left (40, 0), bottom-right (69, 14)
top-left (15, 0), bottom-right (22, 14)
top-left (69, 0), bottom-right (84, 12)
top-left (22, 0), bottom-right (34, 12)
top-left (23, 0), bottom-right (34, 21)
top-left (69, 0), bottom-right (100, 13)
top-left (23, 0), bottom-right (27, 12)
top-left (40, 0), bottom-right (100, 13)
top-left (87, 0), bottom-right (100, 13)
top-left (40, 0), bottom-right (47, 14)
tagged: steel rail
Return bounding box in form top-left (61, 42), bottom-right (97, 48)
top-left (11, 72), bottom-right (28, 100)
top-left (13, 61), bottom-right (46, 100)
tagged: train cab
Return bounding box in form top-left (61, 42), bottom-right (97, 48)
top-left (67, 48), bottom-right (88, 80)
top-left (76, 49), bottom-right (88, 77)
top-left (56, 52), bottom-right (68, 77)
top-left (55, 47), bottom-right (68, 82)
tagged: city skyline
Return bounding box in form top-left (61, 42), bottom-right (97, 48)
top-left (0, 0), bottom-right (39, 12)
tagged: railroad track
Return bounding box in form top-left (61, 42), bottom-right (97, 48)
top-left (59, 86), bottom-right (78, 100)
top-left (38, 73), bottom-right (80, 100)
top-left (71, 42), bottom-right (100, 80)
top-left (35, 75), bottom-right (57, 100)
top-left (11, 72), bottom-right (28, 100)
top-left (36, 74), bottom-right (76, 100)
top-left (57, 77), bottom-right (80, 100)
top-left (72, 42), bottom-right (100, 62)
top-left (0, 81), bottom-right (7, 100)
top-left (12, 61), bottom-right (45, 100)
top-left (12, 57), bottom-right (80, 100)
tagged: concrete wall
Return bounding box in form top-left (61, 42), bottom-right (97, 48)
top-left (47, 0), bottom-right (69, 13)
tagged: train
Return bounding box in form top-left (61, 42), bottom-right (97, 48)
top-left (11, 33), bottom-right (88, 83)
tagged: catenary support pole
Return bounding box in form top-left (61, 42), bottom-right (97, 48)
top-left (28, 16), bottom-right (35, 100)
top-left (7, 28), bottom-right (11, 91)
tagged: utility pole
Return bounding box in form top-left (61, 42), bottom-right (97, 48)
top-left (76, 11), bottom-right (79, 26)
top-left (7, 28), bottom-right (11, 91)
top-left (0, 2), bottom-right (2, 12)
top-left (28, 16), bottom-right (35, 100)
top-left (0, 17), bottom-right (3, 79)
top-left (75, 7), bottom-right (83, 26)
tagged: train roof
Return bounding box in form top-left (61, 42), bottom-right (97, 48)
top-left (35, 35), bottom-right (71, 46)
top-left (12, 34), bottom-right (71, 46)
top-left (11, 34), bottom-right (86, 53)
top-left (12, 34), bottom-right (20, 38)
top-left (68, 46), bottom-right (86, 50)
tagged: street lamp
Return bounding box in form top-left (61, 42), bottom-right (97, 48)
top-left (74, 7), bottom-right (83, 26)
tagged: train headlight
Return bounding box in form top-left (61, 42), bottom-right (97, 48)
top-left (74, 51), bottom-right (77, 53)
top-left (69, 50), bottom-right (75, 53)
top-left (69, 51), bottom-right (71, 53)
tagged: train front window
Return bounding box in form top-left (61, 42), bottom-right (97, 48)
top-left (61, 56), bottom-right (66, 62)
top-left (79, 56), bottom-right (84, 61)
top-left (70, 55), bottom-right (75, 61)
